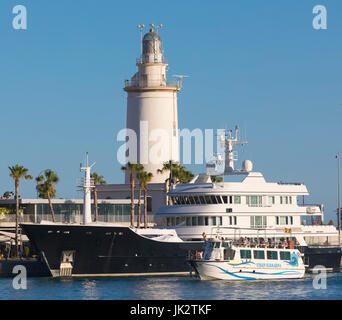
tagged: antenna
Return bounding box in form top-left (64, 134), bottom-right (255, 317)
top-left (173, 75), bottom-right (189, 88)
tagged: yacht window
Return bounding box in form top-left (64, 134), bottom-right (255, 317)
top-left (211, 196), bottom-right (218, 204)
top-left (289, 197), bottom-right (292, 204)
top-left (226, 208), bottom-right (233, 213)
top-left (205, 196), bottom-right (212, 204)
top-left (240, 250), bottom-right (251, 259)
top-left (222, 196), bottom-right (228, 204)
top-left (229, 196), bottom-right (233, 204)
top-left (219, 216), bottom-right (223, 225)
top-left (189, 196), bottom-right (195, 205)
top-left (186, 217), bottom-right (191, 226)
top-left (247, 196), bottom-right (262, 207)
top-left (267, 251), bottom-right (278, 260)
top-left (229, 216), bottom-right (232, 225)
top-left (280, 251), bottom-right (291, 260)
top-left (234, 216), bottom-right (237, 225)
top-left (215, 242), bottom-right (221, 248)
top-left (175, 217), bottom-right (180, 225)
top-left (301, 215), bottom-right (322, 226)
top-left (224, 248), bottom-right (235, 260)
top-left (253, 250), bottom-right (265, 260)
top-left (276, 216), bottom-right (279, 225)
top-left (216, 196), bottom-right (223, 204)
top-left (198, 216), bottom-right (204, 226)
top-left (278, 216), bottom-right (289, 225)
top-left (166, 217), bottom-right (171, 226)
top-left (194, 196), bottom-right (201, 205)
top-left (192, 217), bottom-right (197, 226)
top-left (234, 196), bottom-right (241, 204)
top-left (211, 216), bottom-right (217, 226)
top-left (199, 196), bottom-right (206, 204)
top-left (171, 217), bottom-right (175, 226)
top-left (290, 216), bottom-right (293, 225)
top-left (251, 216), bottom-right (267, 228)
top-left (268, 196), bottom-right (275, 205)
top-left (204, 216), bottom-right (209, 226)
top-left (184, 196), bottom-right (190, 205)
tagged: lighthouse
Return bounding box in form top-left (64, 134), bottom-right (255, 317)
top-left (124, 24), bottom-right (181, 183)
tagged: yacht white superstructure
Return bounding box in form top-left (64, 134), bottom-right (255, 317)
top-left (155, 127), bottom-right (339, 247)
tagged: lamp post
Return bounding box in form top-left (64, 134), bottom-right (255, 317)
top-left (337, 153), bottom-right (341, 246)
top-left (137, 24), bottom-right (145, 62)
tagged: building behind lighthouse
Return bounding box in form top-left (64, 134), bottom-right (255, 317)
top-left (124, 25), bottom-right (181, 183)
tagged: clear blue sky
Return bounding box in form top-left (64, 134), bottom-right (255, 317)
top-left (0, 0), bottom-right (341, 223)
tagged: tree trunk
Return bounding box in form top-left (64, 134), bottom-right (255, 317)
top-left (47, 190), bottom-right (56, 223)
top-left (94, 185), bottom-right (98, 222)
top-left (130, 171), bottom-right (135, 227)
top-left (165, 180), bottom-right (169, 206)
top-left (15, 179), bottom-right (19, 258)
top-left (144, 187), bottom-right (147, 229)
top-left (137, 186), bottom-right (142, 228)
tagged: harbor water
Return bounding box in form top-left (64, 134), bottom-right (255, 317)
top-left (1, 272), bottom-right (342, 300)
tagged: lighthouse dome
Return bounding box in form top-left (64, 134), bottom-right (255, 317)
top-left (143, 30), bottom-right (161, 41)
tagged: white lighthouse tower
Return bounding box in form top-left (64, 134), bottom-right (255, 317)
top-left (124, 24), bottom-right (182, 183)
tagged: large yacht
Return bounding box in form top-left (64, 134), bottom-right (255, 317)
top-left (155, 127), bottom-right (341, 270)
top-left (21, 155), bottom-right (203, 277)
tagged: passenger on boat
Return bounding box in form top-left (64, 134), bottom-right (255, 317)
top-left (282, 239), bottom-right (288, 248)
top-left (202, 232), bottom-right (208, 241)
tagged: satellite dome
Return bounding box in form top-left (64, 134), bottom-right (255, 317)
top-left (242, 160), bottom-right (253, 172)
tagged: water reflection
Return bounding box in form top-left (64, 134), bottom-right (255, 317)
top-left (1, 272), bottom-right (342, 300)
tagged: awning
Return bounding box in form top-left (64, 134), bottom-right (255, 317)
top-left (0, 231), bottom-right (29, 242)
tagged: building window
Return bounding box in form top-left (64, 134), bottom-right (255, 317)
top-left (147, 196), bottom-right (152, 212)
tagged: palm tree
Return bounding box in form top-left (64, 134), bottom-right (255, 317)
top-left (139, 171), bottom-right (153, 228)
top-left (158, 161), bottom-right (194, 205)
top-left (135, 164), bottom-right (145, 228)
top-left (157, 160), bottom-right (179, 205)
top-left (36, 169), bottom-right (59, 223)
top-left (176, 166), bottom-right (194, 184)
top-left (121, 162), bottom-right (141, 227)
top-left (8, 164), bottom-right (33, 257)
top-left (90, 172), bottom-right (106, 222)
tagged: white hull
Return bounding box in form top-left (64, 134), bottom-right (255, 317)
top-left (192, 260), bottom-right (305, 280)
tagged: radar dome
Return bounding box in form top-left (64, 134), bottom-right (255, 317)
top-left (242, 160), bottom-right (253, 172)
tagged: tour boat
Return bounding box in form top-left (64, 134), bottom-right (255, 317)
top-left (189, 235), bottom-right (305, 280)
